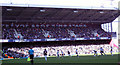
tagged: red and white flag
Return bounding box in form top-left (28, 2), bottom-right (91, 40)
top-left (109, 39), bottom-right (118, 48)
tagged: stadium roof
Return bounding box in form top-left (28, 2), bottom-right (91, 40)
top-left (1, 0), bottom-right (120, 10)
top-left (2, 6), bottom-right (120, 23)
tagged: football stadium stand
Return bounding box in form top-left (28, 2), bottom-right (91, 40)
top-left (2, 43), bottom-right (118, 58)
top-left (2, 22), bottom-right (111, 39)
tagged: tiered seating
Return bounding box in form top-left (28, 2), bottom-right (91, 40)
top-left (6, 44), bottom-right (118, 57)
top-left (2, 22), bottom-right (111, 39)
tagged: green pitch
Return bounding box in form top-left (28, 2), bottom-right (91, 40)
top-left (1, 54), bottom-right (119, 65)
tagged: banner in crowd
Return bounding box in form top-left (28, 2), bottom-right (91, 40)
top-left (0, 37), bottom-right (111, 42)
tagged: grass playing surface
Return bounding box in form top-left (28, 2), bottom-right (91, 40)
top-left (2, 54), bottom-right (119, 64)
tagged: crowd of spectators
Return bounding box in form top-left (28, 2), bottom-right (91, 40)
top-left (2, 22), bottom-right (111, 39)
top-left (4, 44), bottom-right (118, 58)
top-left (2, 48), bottom-right (27, 58)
